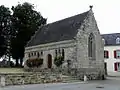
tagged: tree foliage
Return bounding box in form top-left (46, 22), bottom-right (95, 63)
top-left (0, 2), bottom-right (46, 67)
top-left (11, 2), bottom-right (46, 67)
top-left (0, 5), bottom-right (11, 57)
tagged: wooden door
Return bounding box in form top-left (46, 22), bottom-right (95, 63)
top-left (48, 54), bottom-right (52, 68)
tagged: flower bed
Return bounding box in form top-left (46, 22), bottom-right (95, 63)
top-left (26, 58), bottom-right (43, 67)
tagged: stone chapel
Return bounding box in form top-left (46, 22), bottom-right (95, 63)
top-left (24, 6), bottom-right (105, 79)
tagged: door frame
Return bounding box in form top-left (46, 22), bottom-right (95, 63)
top-left (47, 54), bottom-right (52, 68)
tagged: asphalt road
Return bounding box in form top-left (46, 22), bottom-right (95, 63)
top-left (1, 77), bottom-right (120, 90)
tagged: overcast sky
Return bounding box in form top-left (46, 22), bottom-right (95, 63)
top-left (0, 0), bottom-right (120, 34)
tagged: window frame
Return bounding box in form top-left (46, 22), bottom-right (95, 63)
top-left (104, 50), bottom-right (109, 58)
top-left (37, 52), bottom-right (40, 58)
top-left (28, 53), bottom-right (30, 58)
top-left (114, 62), bottom-right (120, 71)
top-left (88, 33), bottom-right (96, 60)
top-left (114, 50), bottom-right (120, 59)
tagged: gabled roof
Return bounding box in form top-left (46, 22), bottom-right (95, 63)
top-left (26, 11), bottom-right (89, 47)
top-left (101, 33), bottom-right (120, 46)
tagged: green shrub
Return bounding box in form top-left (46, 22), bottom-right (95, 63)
top-left (26, 58), bottom-right (43, 67)
top-left (54, 56), bottom-right (64, 67)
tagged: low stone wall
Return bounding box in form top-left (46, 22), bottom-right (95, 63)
top-left (24, 67), bottom-right (105, 81)
top-left (0, 72), bottom-right (62, 86)
top-left (61, 68), bottom-right (106, 80)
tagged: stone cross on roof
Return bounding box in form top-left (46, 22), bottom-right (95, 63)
top-left (89, 5), bottom-right (93, 9)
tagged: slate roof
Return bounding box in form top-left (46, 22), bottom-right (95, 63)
top-left (101, 33), bottom-right (120, 46)
top-left (26, 11), bottom-right (89, 47)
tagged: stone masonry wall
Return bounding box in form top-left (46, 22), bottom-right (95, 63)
top-left (0, 69), bottom-right (105, 87)
top-left (75, 9), bottom-right (104, 71)
top-left (62, 68), bottom-right (106, 80)
top-left (24, 40), bottom-right (77, 69)
top-left (0, 72), bottom-right (62, 86)
top-left (71, 68), bottom-right (105, 80)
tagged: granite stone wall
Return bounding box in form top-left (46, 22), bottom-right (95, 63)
top-left (0, 68), bottom-right (106, 86)
top-left (0, 72), bottom-right (62, 86)
top-left (24, 40), bottom-right (77, 69)
top-left (61, 68), bottom-right (105, 81)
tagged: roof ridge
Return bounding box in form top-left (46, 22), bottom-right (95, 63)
top-left (46, 11), bottom-right (89, 26)
top-left (101, 33), bottom-right (120, 35)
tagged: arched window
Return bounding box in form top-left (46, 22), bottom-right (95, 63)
top-left (37, 52), bottom-right (40, 58)
top-left (41, 51), bottom-right (43, 55)
top-left (31, 53), bottom-right (33, 56)
top-left (116, 37), bottom-right (120, 44)
top-left (34, 52), bottom-right (36, 56)
top-left (62, 49), bottom-right (65, 59)
top-left (55, 50), bottom-right (57, 57)
top-left (58, 48), bottom-right (61, 54)
top-left (88, 33), bottom-right (96, 60)
top-left (28, 53), bottom-right (30, 58)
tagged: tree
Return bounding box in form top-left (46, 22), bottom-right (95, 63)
top-left (0, 5), bottom-right (11, 58)
top-left (11, 2), bottom-right (46, 67)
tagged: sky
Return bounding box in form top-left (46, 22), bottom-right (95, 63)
top-left (0, 0), bottom-right (120, 34)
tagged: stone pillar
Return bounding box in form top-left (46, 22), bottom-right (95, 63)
top-left (84, 75), bottom-right (87, 82)
top-left (0, 76), bottom-right (5, 87)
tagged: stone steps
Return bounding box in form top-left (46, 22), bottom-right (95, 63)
top-left (62, 75), bottom-right (81, 83)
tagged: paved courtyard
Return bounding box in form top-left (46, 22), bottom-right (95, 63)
top-left (1, 77), bottom-right (120, 90)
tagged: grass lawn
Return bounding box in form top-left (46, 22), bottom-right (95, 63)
top-left (0, 68), bottom-right (25, 73)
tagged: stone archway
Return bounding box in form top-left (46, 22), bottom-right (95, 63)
top-left (47, 54), bottom-right (52, 68)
